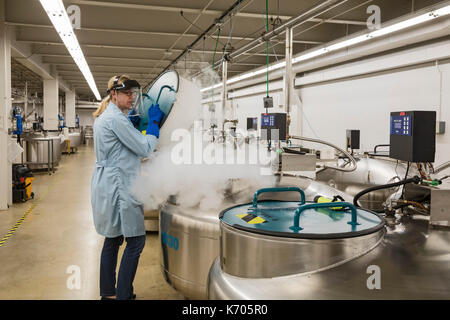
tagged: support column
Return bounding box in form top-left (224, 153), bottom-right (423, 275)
top-left (0, 0), bottom-right (12, 210)
top-left (65, 90), bottom-right (76, 128)
top-left (43, 79), bottom-right (59, 131)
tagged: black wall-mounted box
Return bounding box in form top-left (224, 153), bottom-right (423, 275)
top-left (260, 113), bottom-right (287, 141)
top-left (346, 130), bottom-right (360, 150)
top-left (263, 96), bottom-right (274, 109)
top-left (389, 111), bottom-right (436, 162)
top-left (247, 117), bottom-right (258, 130)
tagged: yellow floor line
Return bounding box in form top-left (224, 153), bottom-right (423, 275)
top-left (0, 174), bottom-right (62, 248)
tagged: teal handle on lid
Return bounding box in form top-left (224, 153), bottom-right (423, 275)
top-left (252, 187), bottom-right (306, 209)
top-left (156, 85), bottom-right (175, 104)
top-left (290, 202), bottom-right (360, 232)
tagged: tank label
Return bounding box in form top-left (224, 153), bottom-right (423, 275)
top-left (236, 213), bottom-right (267, 225)
top-left (161, 231), bottom-right (179, 250)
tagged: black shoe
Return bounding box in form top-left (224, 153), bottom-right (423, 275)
top-left (130, 294), bottom-right (136, 300)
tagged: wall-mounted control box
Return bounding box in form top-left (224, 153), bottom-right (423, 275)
top-left (261, 113), bottom-right (287, 141)
top-left (346, 129), bottom-right (360, 150)
top-left (389, 111), bottom-right (436, 162)
top-left (263, 96), bottom-right (273, 109)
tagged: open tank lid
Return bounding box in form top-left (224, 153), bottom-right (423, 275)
top-left (137, 70), bottom-right (179, 131)
top-left (219, 187), bottom-right (385, 239)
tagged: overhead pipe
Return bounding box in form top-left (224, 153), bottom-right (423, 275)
top-left (151, 0), bottom-right (247, 87)
top-left (208, 5), bottom-right (450, 96)
top-left (435, 161), bottom-right (450, 174)
top-left (213, 0), bottom-right (348, 69)
top-left (288, 135), bottom-right (357, 173)
top-left (200, 0), bottom-right (450, 101)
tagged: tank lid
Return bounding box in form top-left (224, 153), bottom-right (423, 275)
top-left (137, 70), bottom-right (179, 131)
top-left (220, 187), bottom-right (384, 239)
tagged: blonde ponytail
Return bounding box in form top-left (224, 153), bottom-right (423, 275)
top-left (92, 74), bottom-right (131, 118)
top-left (93, 95), bottom-right (111, 118)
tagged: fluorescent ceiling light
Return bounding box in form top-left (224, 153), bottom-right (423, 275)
top-left (435, 5), bottom-right (450, 16)
top-left (200, 83), bottom-right (221, 93)
top-left (368, 12), bottom-right (436, 38)
top-left (39, 0), bottom-right (101, 100)
top-left (325, 35), bottom-right (369, 52)
top-left (292, 48), bottom-right (328, 63)
top-left (201, 4), bottom-right (450, 93)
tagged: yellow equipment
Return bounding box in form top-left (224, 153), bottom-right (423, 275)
top-left (313, 195), bottom-right (345, 210)
top-left (12, 164), bottom-right (35, 203)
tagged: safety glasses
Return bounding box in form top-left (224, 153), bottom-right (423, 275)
top-left (118, 88), bottom-right (139, 98)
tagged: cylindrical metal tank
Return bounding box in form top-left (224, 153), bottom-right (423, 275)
top-left (159, 176), bottom-right (353, 299)
top-left (45, 131), bottom-right (62, 163)
top-left (316, 156), bottom-right (421, 210)
top-left (208, 212), bottom-right (450, 299)
top-left (160, 201), bottom-right (222, 300)
top-left (68, 131), bottom-right (81, 148)
top-left (216, 190), bottom-right (384, 278)
top-left (24, 131), bottom-right (61, 170)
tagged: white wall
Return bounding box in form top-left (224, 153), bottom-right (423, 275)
top-left (76, 108), bottom-right (95, 128)
top-left (298, 61), bottom-right (449, 166)
top-left (209, 39), bottom-right (450, 167)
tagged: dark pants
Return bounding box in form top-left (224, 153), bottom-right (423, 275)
top-left (100, 235), bottom-right (146, 300)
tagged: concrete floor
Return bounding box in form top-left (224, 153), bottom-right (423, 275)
top-left (0, 145), bottom-right (184, 300)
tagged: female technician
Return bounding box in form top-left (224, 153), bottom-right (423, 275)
top-left (91, 75), bottom-right (164, 300)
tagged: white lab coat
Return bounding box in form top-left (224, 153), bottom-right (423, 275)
top-left (91, 102), bottom-right (158, 237)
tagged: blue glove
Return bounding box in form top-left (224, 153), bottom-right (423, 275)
top-left (146, 104), bottom-right (165, 138)
top-left (128, 109), bottom-right (140, 128)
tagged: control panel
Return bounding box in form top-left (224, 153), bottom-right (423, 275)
top-left (389, 111), bottom-right (435, 162)
top-left (260, 113), bottom-right (287, 141)
top-left (391, 115), bottom-right (411, 136)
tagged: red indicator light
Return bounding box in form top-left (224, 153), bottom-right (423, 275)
top-left (400, 112), bottom-right (406, 116)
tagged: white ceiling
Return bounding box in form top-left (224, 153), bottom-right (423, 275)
top-left (7, 0), bottom-right (447, 100)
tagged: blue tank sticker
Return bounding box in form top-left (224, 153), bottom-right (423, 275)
top-left (161, 231), bottom-right (179, 251)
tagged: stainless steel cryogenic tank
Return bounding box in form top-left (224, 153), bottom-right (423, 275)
top-left (159, 176), bottom-right (353, 299)
top-left (207, 189), bottom-right (450, 299)
top-left (24, 132), bottom-right (61, 170)
top-left (68, 131), bottom-right (81, 149)
top-left (316, 157), bottom-right (419, 210)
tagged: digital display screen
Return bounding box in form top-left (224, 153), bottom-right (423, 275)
top-left (261, 115), bottom-right (275, 127)
top-left (391, 115), bottom-right (411, 136)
